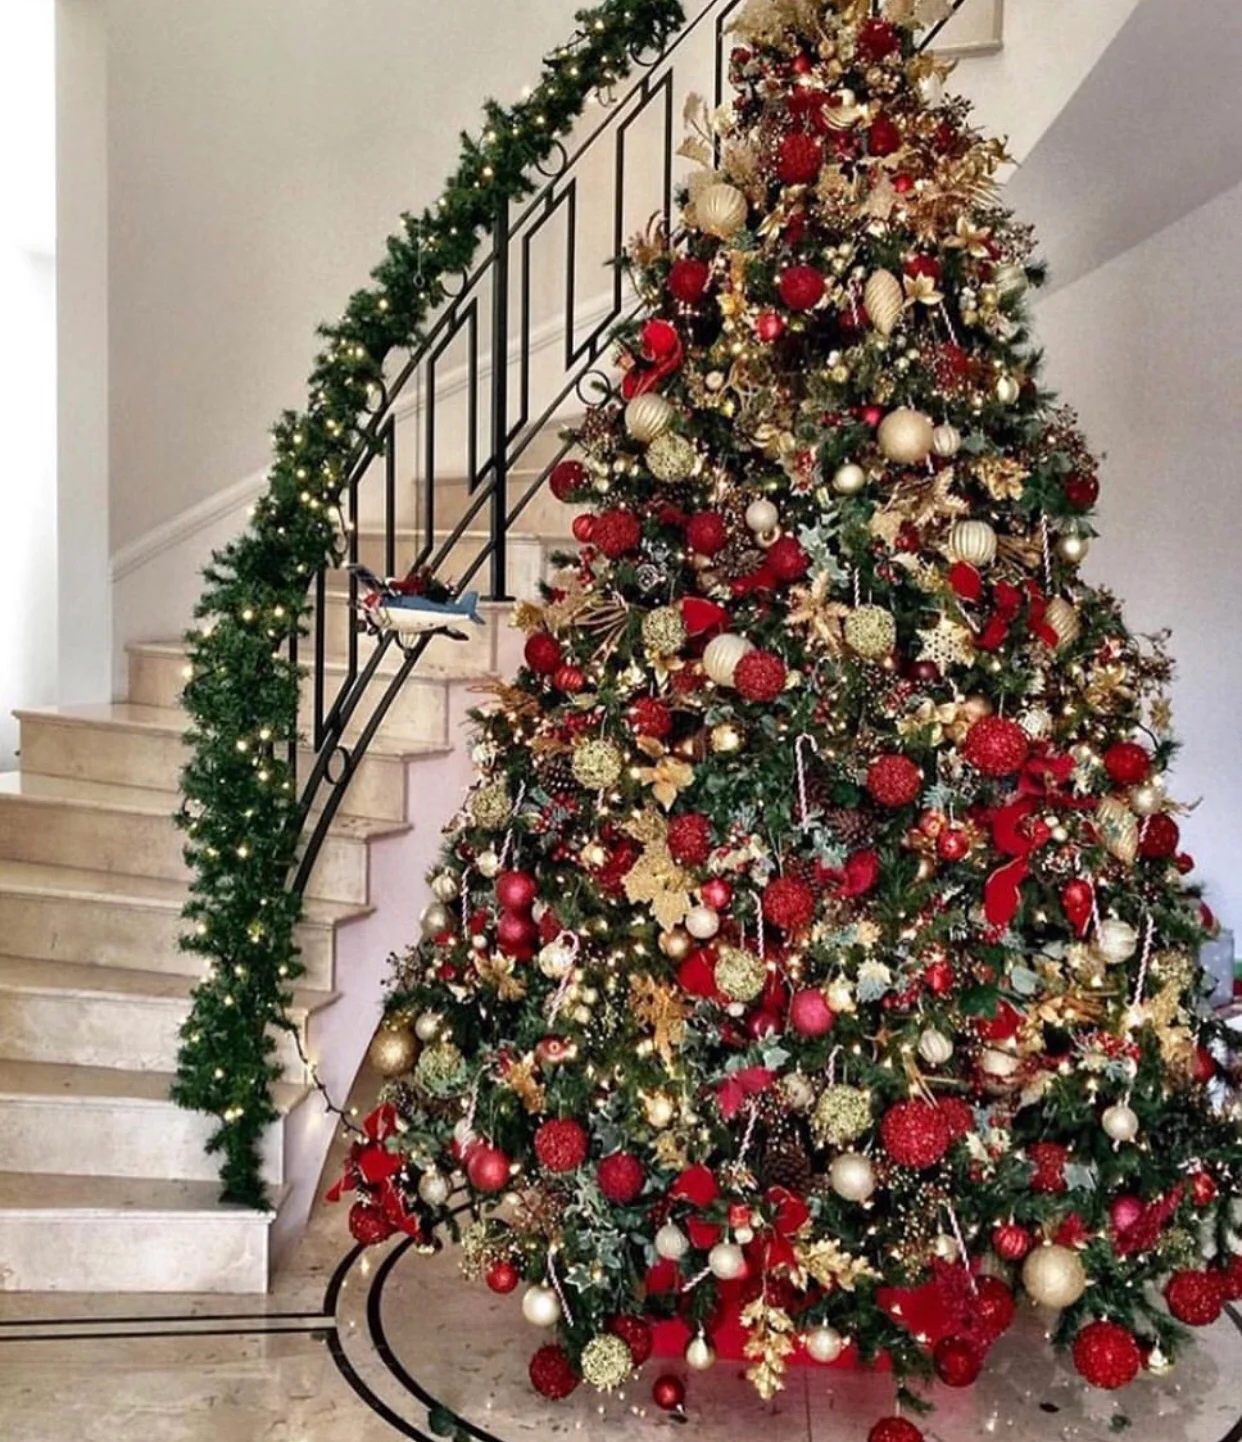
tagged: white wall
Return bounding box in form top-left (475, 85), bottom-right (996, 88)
top-left (1033, 179), bottom-right (1242, 933)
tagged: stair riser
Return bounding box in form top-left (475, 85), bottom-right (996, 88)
top-left (0, 987), bottom-right (311, 1075)
top-left (348, 531), bottom-right (551, 597)
top-left (0, 1213), bottom-right (273, 1292)
top-left (0, 893), bottom-right (336, 989)
top-left (0, 1097), bottom-right (288, 1184)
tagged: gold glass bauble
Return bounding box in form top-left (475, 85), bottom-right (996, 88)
top-left (1022, 1244), bottom-right (1087, 1309)
top-left (625, 392), bottom-right (674, 444)
top-left (877, 408), bottom-right (934, 465)
top-left (368, 1025), bottom-right (418, 1077)
top-left (710, 722), bottom-right (745, 754)
top-left (694, 181), bottom-right (748, 239)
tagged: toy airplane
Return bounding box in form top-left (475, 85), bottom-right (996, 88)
top-left (349, 565), bottom-right (484, 644)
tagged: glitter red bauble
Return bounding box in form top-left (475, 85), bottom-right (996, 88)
top-left (1102, 741), bottom-right (1150, 786)
top-left (974, 1277), bottom-right (1016, 1340)
top-left (686, 511), bottom-right (729, 554)
top-left (554, 664), bottom-right (585, 694)
top-left (936, 1097), bottom-right (974, 1141)
top-left (496, 909), bottom-right (537, 956)
top-left (762, 875), bottom-right (816, 933)
top-left (1072, 1321), bottom-right (1143, 1390)
top-left (992, 1222), bottom-right (1033, 1261)
top-left (767, 534), bottom-right (810, 581)
top-left (734, 649), bottom-right (788, 702)
top-left (348, 1201), bottom-right (395, 1245)
top-left (778, 264), bottom-right (826, 312)
top-left (628, 696), bottom-right (672, 739)
top-left (467, 1145), bottom-right (511, 1193)
top-left (529, 1344), bottom-right (580, 1400)
top-left (963, 716), bottom-right (1030, 776)
top-left (550, 459), bottom-right (588, 500)
top-left (880, 1099), bottom-right (953, 1169)
top-left (524, 631), bottom-right (564, 676)
top-left (866, 754), bottom-right (923, 808)
top-left (701, 877), bottom-right (732, 909)
top-left (937, 826), bottom-right (970, 862)
top-left (591, 508), bottom-right (642, 558)
top-left (1063, 472), bottom-right (1099, 510)
top-left (1218, 1254), bottom-right (1242, 1301)
top-left (869, 1420), bottom-right (924, 1442)
top-left (1109, 1195), bottom-right (1144, 1234)
top-left (1138, 812), bottom-right (1180, 859)
top-left (1029, 1141), bottom-right (1069, 1194)
top-left (667, 812), bottom-right (713, 866)
top-left (496, 869), bottom-right (538, 913)
top-left (868, 115), bottom-right (902, 157)
top-left (486, 1259), bottom-right (520, 1293)
top-left (534, 1118), bottom-right (589, 1174)
top-left (1191, 1170), bottom-right (1219, 1206)
top-left (668, 257), bottom-right (711, 305)
top-left (598, 1152), bottom-right (646, 1205)
top-left (933, 1335), bottom-right (983, 1388)
top-left (1165, 1269), bottom-right (1226, 1326)
top-left (652, 1374), bottom-right (685, 1412)
top-left (756, 309), bottom-right (786, 342)
top-left (608, 1314), bottom-right (654, 1365)
top-left (789, 988), bottom-right (835, 1036)
top-left (857, 17), bottom-right (901, 60)
top-left (777, 132), bottom-right (824, 185)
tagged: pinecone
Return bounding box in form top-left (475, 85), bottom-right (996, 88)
top-left (538, 753), bottom-right (577, 794)
top-left (824, 806), bottom-right (869, 847)
top-left (762, 1137), bottom-right (814, 1196)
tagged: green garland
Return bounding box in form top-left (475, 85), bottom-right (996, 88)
top-left (172, 0), bottom-right (687, 1207)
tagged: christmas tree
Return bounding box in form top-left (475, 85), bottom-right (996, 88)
top-left (333, 0), bottom-right (1242, 1430)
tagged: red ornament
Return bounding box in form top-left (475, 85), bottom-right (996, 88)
top-left (1219, 1254), bottom-right (1242, 1301)
top-left (974, 1276), bottom-right (1016, 1339)
top-left (880, 1099), bottom-right (953, 1170)
top-left (598, 1152), bottom-right (646, 1205)
top-left (686, 511), bottom-right (729, 555)
top-left (1029, 1142), bottom-right (1070, 1195)
top-left (767, 534), bottom-right (810, 581)
top-left (496, 909), bottom-right (537, 957)
top-left (1138, 812), bottom-right (1180, 859)
top-left (1063, 472), bottom-right (1099, 510)
top-left (571, 513), bottom-right (595, 544)
top-left (1072, 1321), bottom-right (1143, 1391)
top-left (700, 877), bottom-right (732, 909)
top-left (1061, 878), bottom-right (1094, 937)
top-left (756, 309), bottom-right (786, 343)
top-left (762, 875), bottom-right (816, 933)
top-left (1102, 741), bottom-right (1150, 785)
top-left (778, 264), bottom-right (826, 312)
top-left (529, 1344), bottom-right (580, 1400)
top-left (524, 631), bottom-right (563, 676)
top-left (789, 988), bottom-right (835, 1037)
top-left (1192, 1047), bottom-right (1219, 1085)
top-left (937, 1097), bottom-right (974, 1141)
top-left (1191, 1169), bottom-right (1219, 1206)
top-left (467, 1145), bottom-right (511, 1193)
top-left (777, 132), bottom-right (823, 185)
top-left (667, 812), bottom-right (713, 866)
top-left (652, 1375), bottom-right (685, 1412)
top-left (868, 115), bottom-right (902, 157)
top-left (1109, 1195), bottom-right (1144, 1234)
top-left (734, 649), bottom-right (788, 702)
top-left (857, 17), bottom-right (901, 60)
top-left (963, 716), bottom-right (1030, 777)
top-left (628, 696), bottom-right (672, 739)
top-left (591, 508), bottom-right (642, 559)
top-left (550, 459), bottom-right (588, 500)
top-left (668, 257), bottom-right (711, 305)
top-left (904, 254), bottom-right (943, 285)
top-left (866, 754), bottom-right (923, 808)
top-left (348, 1201), bottom-right (395, 1245)
top-left (1165, 1269), bottom-right (1226, 1326)
top-left (747, 1009), bottom-right (781, 1040)
top-left (937, 827), bottom-right (970, 862)
top-left (553, 664), bottom-right (586, 694)
top-left (992, 1223), bottom-right (1033, 1262)
top-left (486, 1259), bottom-right (520, 1294)
top-left (608, 1313), bottom-right (654, 1365)
top-left (869, 1420), bottom-right (924, 1442)
top-left (933, 1335), bottom-right (983, 1388)
top-left (534, 1118), bottom-right (589, 1174)
top-left (496, 869), bottom-right (538, 913)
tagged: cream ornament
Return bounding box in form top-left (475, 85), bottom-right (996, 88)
top-left (996, 373), bottom-right (1021, 405)
top-left (685, 1333), bottom-right (717, 1371)
top-left (625, 393), bottom-right (674, 444)
top-left (420, 902), bottom-right (452, 937)
top-left (994, 262), bottom-right (1029, 298)
top-left (430, 871), bottom-right (460, 902)
top-left (832, 462), bottom-right (867, 495)
top-left (708, 1241), bottom-right (746, 1280)
top-left (1102, 1102), bottom-right (1140, 1143)
top-left (521, 1284), bottom-right (563, 1327)
top-left (949, 519), bottom-right (998, 568)
top-left (1130, 781), bottom-right (1165, 817)
top-left (684, 904), bottom-right (721, 941)
top-left (703, 632), bottom-right (754, 686)
top-left (804, 1325), bottom-right (846, 1364)
top-left (918, 1027), bottom-right (954, 1067)
top-left (1095, 797), bottom-right (1140, 866)
top-left (844, 605), bottom-right (898, 660)
top-left (745, 497), bottom-right (780, 535)
top-left (1095, 917), bottom-right (1139, 964)
top-left (413, 1011), bottom-right (442, 1042)
top-left (864, 269), bottom-right (905, 337)
top-left (475, 848), bottom-right (502, 879)
top-left (877, 408), bottom-right (934, 465)
top-left (695, 181), bottom-right (748, 239)
top-left (1057, 531), bottom-right (1090, 565)
top-left (655, 1222), bottom-right (689, 1261)
top-left (980, 1044), bottom-right (1021, 1080)
top-left (1043, 597), bottom-right (1082, 650)
top-left (537, 937), bottom-right (577, 979)
top-left (1022, 1244), bottom-right (1088, 1309)
top-left (829, 1152), bottom-right (877, 1203)
top-left (645, 1093), bottom-right (676, 1128)
top-left (932, 422), bottom-right (962, 458)
top-left (417, 1170), bottom-right (450, 1207)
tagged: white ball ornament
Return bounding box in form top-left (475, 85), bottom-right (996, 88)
top-left (805, 1325), bottom-right (846, 1364)
top-left (702, 632), bottom-right (754, 687)
top-left (1102, 1103), bottom-right (1140, 1143)
top-left (685, 1333), bottom-right (717, 1371)
top-left (829, 1152), bottom-right (877, 1203)
top-left (417, 1170), bottom-right (450, 1207)
top-left (708, 1241), bottom-right (746, 1280)
top-left (918, 1028), bottom-right (954, 1067)
top-left (949, 519), bottom-right (998, 568)
top-left (625, 393), bottom-right (674, 444)
top-left (832, 463), bottom-right (867, 496)
top-left (877, 408), bottom-right (934, 465)
top-left (414, 1012), bottom-right (442, 1042)
top-left (684, 905), bottom-right (721, 941)
top-left (1130, 781), bottom-right (1165, 817)
top-left (522, 1284), bottom-right (563, 1328)
top-left (695, 181), bottom-right (748, 239)
top-left (655, 1222), bottom-right (689, 1261)
top-left (745, 498), bottom-right (780, 535)
top-left (1096, 917), bottom-right (1139, 964)
top-left (932, 422), bottom-right (962, 458)
top-left (476, 848), bottom-right (502, 879)
top-left (1022, 1244), bottom-right (1088, 1310)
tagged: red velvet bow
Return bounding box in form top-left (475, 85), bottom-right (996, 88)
top-left (620, 319), bottom-right (684, 398)
top-left (716, 1066), bottom-right (774, 1120)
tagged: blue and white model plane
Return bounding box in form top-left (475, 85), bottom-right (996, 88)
top-left (349, 565), bottom-right (484, 644)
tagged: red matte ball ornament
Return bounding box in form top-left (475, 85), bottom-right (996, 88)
top-left (779, 264), bottom-right (826, 312)
top-left (467, 1145), bottom-right (511, 1194)
top-left (668, 257), bottom-right (711, 305)
top-left (652, 1375), bottom-right (685, 1412)
top-left (524, 631), bottom-right (563, 676)
top-left (496, 870), bottom-right (538, 913)
top-left (608, 1313), bottom-right (654, 1365)
top-left (933, 1335), bottom-right (983, 1388)
top-left (550, 459), bottom-right (588, 500)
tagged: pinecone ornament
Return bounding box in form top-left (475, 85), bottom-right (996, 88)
top-left (538, 753), bottom-right (577, 794)
top-left (762, 1129), bottom-right (814, 1196)
top-left (825, 806), bottom-right (869, 847)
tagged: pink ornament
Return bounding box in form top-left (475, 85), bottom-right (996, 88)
top-left (789, 989), bottom-right (835, 1037)
top-left (467, 1145), bottom-right (511, 1193)
top-left (700, 877), bottom-right (733, 909)
top-left (1110, 1195), bottom-right (1144, 1235)
top-left (496, 870), bottom-right (538, 913)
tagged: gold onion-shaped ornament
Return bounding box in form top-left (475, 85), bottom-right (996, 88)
top-left (864, 269), bottom-right (905, 337)
top-left (1096, 796), bottom-right (1139, 865)
top-left (949, 519), bottom-right (998, 568)
top-left (877, 408), bottom-right (934, 465)
top-left (1042, 597), bottom-right (1082, 650)
top-left (625, 392), bottom-right (674, 444)
top-left (844, 605), bottom-right (897, 660)
top-left (694, 181), bottom-right (748, 239)
top-left (703, 632), bottom-right (754, 687)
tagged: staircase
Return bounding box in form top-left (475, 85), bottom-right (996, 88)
top-left (0, 448), bottom-right (574, 1291)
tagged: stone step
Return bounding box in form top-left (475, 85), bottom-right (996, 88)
top-left (0, 774), bottom-right (407, 905)
top-left (15, 703), bottom-right (449, 824)
top-left (0, 1172), bottom-right (282, 1292)
top-left (0, 1059), bottom-right (308, 1185)
top-left (0, 860), bottom-right (357, 989)
top-left (0, 954), bottom-right (335, 1077)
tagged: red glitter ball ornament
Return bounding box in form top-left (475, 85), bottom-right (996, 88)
top-left (868, 115), bottom-right (902, 157)
top-left (992, 1222), bottom-right (1033, 1261)
top-left (778, 264), bottom-right (826, 312)
top-left (879, 1099), bottom-right (953, 1170)
top-left (652, 1374), bottom-right (685, 1412)
top-left (1029, 1141), bottom-right (1070, 1194)
top-left (1102, 741), bottom-right (1150, 785)
top-left (686, 511), bottom-right (729, 555)
top-left (1165, 1269), bottom-right (1226, 1327)
top-left (1110, 1195), bottom-right (1144, 1234)
top-left (756, 309), bottom-right (786, 343)
top-left (975, 1276), bottom-right (1016, 1340)
top-left (963, 716), bottom-right (1030, 776)
top-left (734, 649), bottom-right (788, 702)
top-left (767, 534), bottom-right (810, 581)
top-left (597, 1152), bottom-right (646, 1205)
top-left (486, 1259), bottom-right (520, 1294)
top-left (529, 1345), bottom-right (580, 1400)
top-left (933, 1335), bottom-right (983, 1388)
top-left (858, 17), bottom-right (901, 60)
top-left (667, 812), bottom-right (713, 866)
top-left (550, 459), bottom-right (588, 500)
top-left (866, 754), bottom-right (923, 808)
top-left (777, 132), bottom-right (824, 185)
top-left (1138, 812), bottom-right (1180, 859)
top-left (524, 631), bottom-right (564, 676)
top-left (608, 1313), bottom-right (654, 1365)
top-left (534, 1118), bottom-right (589, 1174)
top-left (1063, 472), bottom-right (1099, 509)
top-left (628, 696), bottom-right (672, 739)
top-left (668, 257), bottom-right (711, 305)
top-left (1191, 1170), bottom-right (1219, 1206)
top-left (869, 1420), bottom-right (924, 1442)
top-left (348, 1202), bottom-right (395, 1245)
top-left (496, 870), bottom-right (538, 912)
top-left (789, 988), bottom-right (835, 1037)
top-left (591, 508), bottom-right (642, 558)
top-left (1072, 1321), bottom-right (1143, 1390)
top-left (936, 1097), bottom-right (974, 1141)
top-left (467, 1144), bottom-right (511, 1193)
top-left (1218, 1254), bottom-right (1242, 1301)
top-left (762, 875), bottom-right (816, 933)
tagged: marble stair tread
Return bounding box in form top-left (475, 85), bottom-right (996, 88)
top-left (0, 1058), bottom-right (307, 1114)
top-left (0, 1171), bottom-right (282, 1218)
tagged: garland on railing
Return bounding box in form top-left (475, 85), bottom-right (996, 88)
top-left (172, 0), bottom-right (688, 1208)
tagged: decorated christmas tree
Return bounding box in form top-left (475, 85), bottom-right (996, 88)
top-left (333, 1), bottom-right (1242, 1432)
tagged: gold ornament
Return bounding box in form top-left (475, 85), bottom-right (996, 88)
top-left (812, 1084), bottom-right (873, 1148)
top-left (1043, 597), bottom-right (1082, 650)
top-left (844, 605), bottom-right (898, 660)
top-left (625, 393), bottom-right (674, 444)
top-left (829, 1151), bottom-right (877, 1202)
top-left (994, 262), bottom-right (1029, 297)
top-left (710, 721), bottom-right (745, 754)
top-left (864, 268), bottom-right (905, 337)
top-left (635, 753), bottom-right (696, 809)
top-left (1022, 1244), bottom-right (1087, 1309)
top-left (1057, 531), bottom-right (1090, 565)
top-left (621, 809), bottom-right (694, 929)
top-left (877, 408), bottom-right (934, 465)
top-left (646, 431), bottom-right (697, 483)
top-left (420, 901), bottom-right (452, 937)
top-left (715, 944), bottom-right (767, 1003)
top-left (949, 519), bottom-right (998, 568)
top-left (469, 780), bottom-right (513, 830)
top-left (572, 738), bottom-right (624, 790)
top-left (581, 1333), bottom-right (633, 1391)
top-left (974, 455), bottom-right (1028, 502)
top-left (415, 1040), bottom-right (465, 1095)
top-left (703, 632), bottom-right (754, 686)
top-left (1095, 797), bottom-right (1139, 865)
top-left (832, 462), bottom-right (867, 495)
top-left (368, 1025), bottom-right (418, 1077)
top-left (642, 605), bottom-right (688, 656)
top-left (659, 928), bottom-right (692, 960)
top-left (996, 373), bottom-right (1021, 405)
top-left (430, 871), bottom-right (460, 902)
top-left (694, 181), bottom-right (748, 238)
top-left (932, 422), bottom-right (962, 458)
top-left (631, 974), bottom-right (692, 1068)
